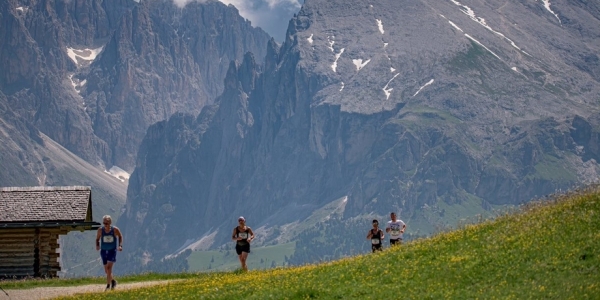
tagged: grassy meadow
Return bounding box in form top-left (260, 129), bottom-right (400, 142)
top-left (4, 188), bottom-right (599, 299)
top-left (187, 242), bottom-right (296, 271)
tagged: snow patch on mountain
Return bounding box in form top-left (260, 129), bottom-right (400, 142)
top-left (331, 48), bottom-right (345, 72)
top-left (465, 34), bottom-right (501, 60)
top-left (104, 166), bottom-right (131, 182)
top-left (68, 74), bottom-right (86, 107)
top-left (383, 73), bottom-right (400, 100)
top-left (448, 21), bottom-right (463, 32)
top-left (352, 59), bottom-right (371, 71)
top-left (68, 74), bottom-right (78, 92)
top-left (376, 19), bottom-right (384, 34)
top-left (413, 79), bottom-right (435, 97)
top-left (539, 0), bottom-right (561, 24)
top-left (66, 46), bottom-right (104, 67)
top-left (327, 36), bottom-right (335, 52)
top-left (450, 0), bottom-right (528, 55)
top-left (511, 66), bottom-right (527, 77)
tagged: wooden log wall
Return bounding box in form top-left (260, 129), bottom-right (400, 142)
top-left (0, 228), bottom-right (68, 278)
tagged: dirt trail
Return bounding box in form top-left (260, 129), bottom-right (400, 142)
top-left (1, 280), bottom-right (183, 300)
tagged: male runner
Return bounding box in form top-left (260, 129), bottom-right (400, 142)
top-left (367, 219), bottom-right (385, 252)
top-left (385, 212), bottom-right (406, 246)
top-left (96, 215), bottom-right (123, 291)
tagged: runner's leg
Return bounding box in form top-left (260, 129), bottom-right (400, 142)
top-left (105, 262), bottom-right (114, 286)
top-left (240, 252), bottom-right (249, 271)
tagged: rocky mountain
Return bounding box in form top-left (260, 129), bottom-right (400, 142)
top-left (0, 88), bottom-right (128, 276)
top-left (120, 0), bottom-right (600, 266)
top-left (1, 0), bottom-right (271, 276)
top-left (0, 0), bottom-right (270, 174)
top-left (219, 0), bottom-right (304, 41)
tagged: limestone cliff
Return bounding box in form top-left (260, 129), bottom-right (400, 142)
top-left (121, 0), bottom-right (600, 264)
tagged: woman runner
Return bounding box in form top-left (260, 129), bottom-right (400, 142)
top-left (232, 216), bottom-right (255, 271)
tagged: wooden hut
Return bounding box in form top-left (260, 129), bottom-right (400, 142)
top-left (0, 186), bottom-right (100, 278)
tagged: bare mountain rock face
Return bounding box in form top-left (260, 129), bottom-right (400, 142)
top-left (83, 0), bottom-right (270, 169)
top-left (0, 0), bottom-right (270, 174)
top-left (0, 0), bottom-right (112, 166)
top-left (0, 91), bottom-right (43, 187)
top-left (1, 0), bottom-right (270, 276)
top-left (121, 0), bottom-right (600, 266)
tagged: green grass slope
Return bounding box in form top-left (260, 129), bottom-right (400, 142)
top-left (6, 188), bottom-right (599, 299)
top-left (187, 242), bottom-right (296, 272)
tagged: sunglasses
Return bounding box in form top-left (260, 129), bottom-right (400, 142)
top-left (238, 219), bottom-right (244, 222)
top-left (103, 222), bottom-right (110, 225)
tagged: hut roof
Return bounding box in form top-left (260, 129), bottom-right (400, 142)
top-left (0, 186), bottom-right (93, 223)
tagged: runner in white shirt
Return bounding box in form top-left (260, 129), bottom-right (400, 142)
top-left (385, 212), bottom-right (406, 246)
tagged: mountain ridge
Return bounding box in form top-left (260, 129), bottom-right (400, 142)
top-left (1, 0), bottom-right (273, 276)
top-left (0, 0), bottom-right (271, 173)
top-left (120, 0), bottom-right (600, 268)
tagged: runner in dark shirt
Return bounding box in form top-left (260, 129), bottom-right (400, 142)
top-left (232, 216), bottom-right (254, 271)
top-left (367, 219), bottom-right (385, 252)
top-left (95, 215), bottom-right (123, 291)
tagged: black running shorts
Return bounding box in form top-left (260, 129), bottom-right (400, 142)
top-left (235, 243), bottom-right (250, 255)
top-left (390, 238), bottom-right (402, 246)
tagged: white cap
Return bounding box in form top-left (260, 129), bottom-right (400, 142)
top-left (238, 216), bottom-right (245, 221)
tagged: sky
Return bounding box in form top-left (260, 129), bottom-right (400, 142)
top-left (172, 0), bottom-right (303, 41)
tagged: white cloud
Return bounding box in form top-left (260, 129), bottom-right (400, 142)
top-left (171, 0), bottom-right (302, 40)
top-left (264, 0), bottom-right (301, 9)
top-left (219, 0), bottom-right (302, 40)
top-left (172, 0), bottom-right (207, 8)
top-left (219, 0), bottom-right (258, 20)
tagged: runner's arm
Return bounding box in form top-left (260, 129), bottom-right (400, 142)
top-left (114, 227), bottom-right (124, 250)
top-left (367, 230), bottom-right (372, 239)
top-left (232, 228), bottom-right (239, 241)
top-left (248, 228), bottom-right (255, 242)
top-left (95, 229), bottom-right (101, 251)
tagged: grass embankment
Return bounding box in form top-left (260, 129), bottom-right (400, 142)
top-left (188, 242), bottom-right (295, 271)
top-left (6, 189), bottom-right (600, 299)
